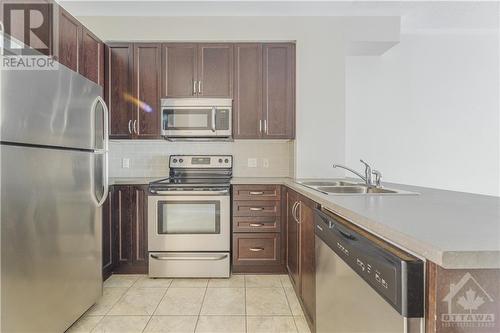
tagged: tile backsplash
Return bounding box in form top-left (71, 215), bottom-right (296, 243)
top-left (109, 140), bottom-right (294, 178)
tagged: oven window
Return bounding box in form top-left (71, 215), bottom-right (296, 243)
top-left (163, 109), bottom-right (211, 130)
top-left (157, 201), bottom-right (221, 234)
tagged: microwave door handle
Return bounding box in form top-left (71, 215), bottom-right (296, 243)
top-left (211, 107), bottom-right (216, 132)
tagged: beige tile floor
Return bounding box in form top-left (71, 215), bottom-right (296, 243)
top-left (66, 274), bottom-right (311, 333)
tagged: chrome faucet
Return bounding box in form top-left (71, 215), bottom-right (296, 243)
top-left (333, 159), bottom-right (382, 187)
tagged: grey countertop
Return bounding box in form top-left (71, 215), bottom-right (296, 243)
top-left (110, 176), bottom-right (500, 269)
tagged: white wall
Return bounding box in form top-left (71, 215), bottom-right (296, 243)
top-left (346, 31), bottom-right (500, 196)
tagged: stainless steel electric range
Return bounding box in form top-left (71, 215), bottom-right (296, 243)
top-left (147, 155), bottom-right (232, 278)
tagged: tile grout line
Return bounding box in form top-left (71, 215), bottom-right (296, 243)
top-left (140, 278), bottom-right (171, 333)
top-left (88, 275), bottom-right (142, 332)
top-left (193, 284), bottom-right (209, 333)
top-left (281, 276), bottom-right (301, 333)
top-left (244, 275), bottom-right (247, 333)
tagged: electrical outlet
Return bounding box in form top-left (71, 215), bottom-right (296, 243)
top-left (247, 158), bottom-right (257, 168)
top-left (263, 158), bottom-right (269, 168)
top-left (122, 158), bottom-right (130, 169)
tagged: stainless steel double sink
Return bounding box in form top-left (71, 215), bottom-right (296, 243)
top-left (296, 180), bottom-right (417, 195)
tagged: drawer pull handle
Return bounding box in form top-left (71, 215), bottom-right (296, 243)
top-left (249, 191), bottom-right (264, 195)
top-left (250, 207), bottom-right (265, 211)
top-left (249, 223), bottom-right (265, 227)
top-left (249, 247), bottom-right (265, 252)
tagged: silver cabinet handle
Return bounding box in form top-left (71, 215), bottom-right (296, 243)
top-left (259, 119), bottom-right (262, 133)
top-left (295, 201), bottom-right (301, 223)
top-left (133, 119), bottom-right (138, 134)
top-left (151, 254), bottom-right (228, 261)
top-left (249, 191), bottom-right (264, 195)
top-left (128, 119), bottom-right (132, 134)
top-left (250, 207), bottom-right (265, 211)
top-left (291, 201), bottom-right (298, 221)
top-left (198, 80), bottom-right (202, 95)
top-left (249, 223), bottom-right (265, 227)
top-left (263, 119), bottom-right (268, 134)
top-left (292, 201), bottom-right (300, 223)
top-left (249, 247), bottom-right (264, 252)
top-left (193, 80), bottom-right (197, 95)
top-left (211, 107), bottom-right (216, 132)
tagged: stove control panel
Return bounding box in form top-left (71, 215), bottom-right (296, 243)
top-left (169, 155), bottom-right (233, 168)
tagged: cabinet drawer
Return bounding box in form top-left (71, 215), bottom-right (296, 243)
top-left (233, 200), bottom-right (280, 217)
top-left (233, 185), bottom-right (281, 201)
top-left (233, 216), bottom-right (280, 233)
top-left (232, 233), bottom-right (281, 265)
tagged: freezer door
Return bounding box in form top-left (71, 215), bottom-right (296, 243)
top-left (1, 144), bottom-right (102, 333)
top-left (1, 64), bottom-right (103, 150)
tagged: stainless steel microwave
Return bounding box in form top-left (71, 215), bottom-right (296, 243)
top-left (161, 98), bottom-right (232, 140)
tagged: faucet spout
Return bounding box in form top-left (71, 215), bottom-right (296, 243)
top-left (332, 164), bottom-right (367, 184)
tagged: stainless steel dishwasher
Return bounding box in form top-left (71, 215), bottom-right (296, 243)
top-left (315, 208), bottom-right (424, 333)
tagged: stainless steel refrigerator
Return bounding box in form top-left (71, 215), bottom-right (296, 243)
top-left (1, 57), bottom-right (109, 332)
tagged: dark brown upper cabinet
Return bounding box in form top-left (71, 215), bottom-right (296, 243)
top-left (105, 43), bottom-right (134, 139)
top-left (57, 6), bottom-right (104, 86)
top-left (233, 44), bottom-right (263, 139)
top-left (133, 43), bottom-right (161, 139)
top-left (58, 8), bottom-right (80, 72)
top-left (80, 27), bottom-right (104, 86)
top-left (106, 43), bottom-right (161, 139)
top-left (162, 43), bottom-right (198, 98)
top-left (162, 43), bottom-right (233, 98)
top-left (233, 43), bottom-right (295, 139)
top-left (198, 44), bottom-right (233, 97)
top-left (262, 43), bottom-right (295, 139)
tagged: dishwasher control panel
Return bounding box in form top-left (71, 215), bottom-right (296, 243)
top-left (314, 208), bottom-right (424, 318)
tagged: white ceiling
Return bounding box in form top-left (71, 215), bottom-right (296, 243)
top-left (59, 1), bottom-right (499, 31)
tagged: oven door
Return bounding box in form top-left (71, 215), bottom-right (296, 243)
top-left (148, 193), bottom-right (230, 252)
top-left (161, 107), bottom-right (231, 138)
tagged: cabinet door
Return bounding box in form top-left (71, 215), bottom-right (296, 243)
top-left (105, 44), bottom-right (134, 139)
top-left (58, 8), bottom-right (80, 72)
top-left (80, 27), bottom-right (104, 86)
top-left (286, 190), bottom-right (300, 290)
top-left (111, 186), bottom-right (130, 270)
top-left (233, 44), bottom-right (263, 139)
top-left (198, 44), bottom-right (233, 98)
top-left (162, 44), bottom-right (197, 97)
top-left (133, 43), bottom-right (161, 139)
top-left (102, 188), bottom-right (114, 281)
top-left (262, 43), bottom-right (295, 139)
top-left (299, 197), bottom-right (316, 327)
top-left (112, 185), bottom-right (148, 274)
top-left (130, 186), bottom-right (148, 271)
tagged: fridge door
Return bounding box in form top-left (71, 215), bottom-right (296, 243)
top-left (1, 144), bottom-right (101, 333)
top-left (0, 64), bottom-right (103, 150)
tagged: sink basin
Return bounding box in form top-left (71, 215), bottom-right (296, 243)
top-left (299, 181), bottom-right (358, 187)
top-left (316, 186), bottom-right (398, 194)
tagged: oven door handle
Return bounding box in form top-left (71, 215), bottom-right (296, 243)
top-left (150, 254), bottom-right (228, 261)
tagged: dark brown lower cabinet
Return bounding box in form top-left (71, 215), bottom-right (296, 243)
top-left (232, 184), bottom-right (286, 274)
top-left (102, 185), bottom-right (148, 280)
top-left (286, 188), bottom-right (317, 332)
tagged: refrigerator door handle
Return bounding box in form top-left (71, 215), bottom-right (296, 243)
top-left (94, 96), bottom-right (109, 207)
